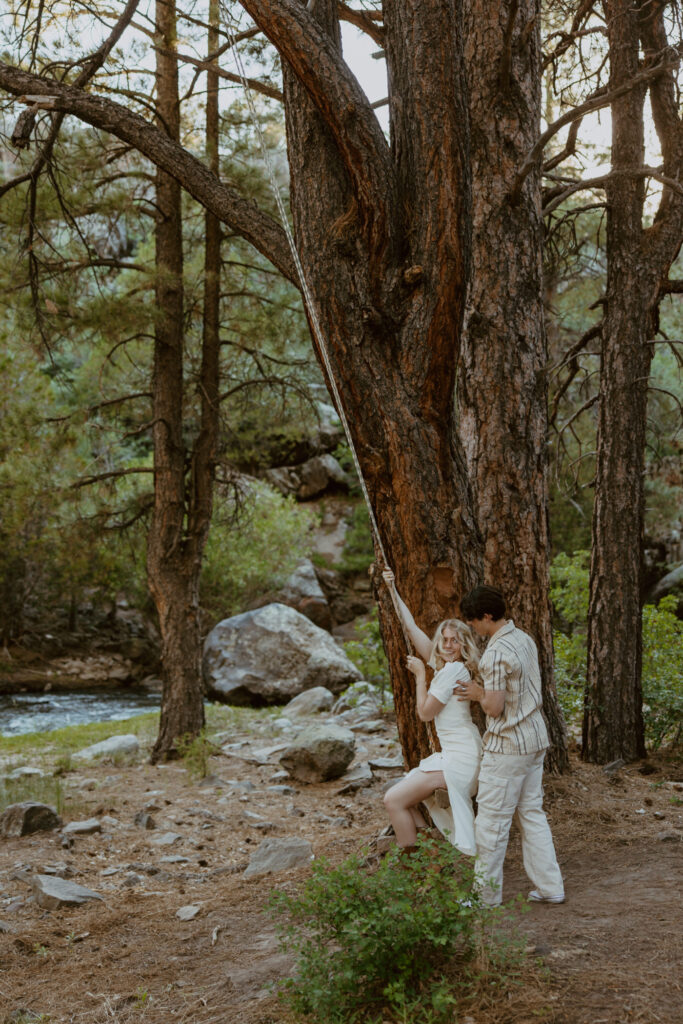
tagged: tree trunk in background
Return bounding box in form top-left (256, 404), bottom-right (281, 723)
top-left (460, 0), bottom-right (567, 770)
top-left (274, 0), bottom-right (482, 765)
top-left (584, 0), bottom-right (683, 762)
top-left (149, 0), bottom-right (205, 761)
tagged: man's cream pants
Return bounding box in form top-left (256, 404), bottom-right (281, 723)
top-left (474, 749), bottom-right (564, 906)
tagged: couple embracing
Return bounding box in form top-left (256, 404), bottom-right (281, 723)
top-left (382, 570), bottom-right (564, 908)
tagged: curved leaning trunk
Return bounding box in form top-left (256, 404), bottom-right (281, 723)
top-left (459, 0), bottom-right (568, 771)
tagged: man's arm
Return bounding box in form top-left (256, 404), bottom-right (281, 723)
top-left (457, 678), bottom-right (506, 717)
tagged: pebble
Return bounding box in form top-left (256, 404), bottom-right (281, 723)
top-left (62, 818), bottom-right (102, 835)
top-left (176, 904), bottom-right (201, 921)
top-left (150, 832), bottom-right (183, 846)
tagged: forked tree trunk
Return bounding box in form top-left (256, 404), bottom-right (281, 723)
top-left (584, 0), bottom-right (683, 762)
top-left (149, 0), bottom-right (205, 761)
top-left (276, 0), bottom-right (482, 764)
top-left (460, 0), bottom-right (568, 770)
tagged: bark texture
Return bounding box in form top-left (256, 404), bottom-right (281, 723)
top-left (148, 0), bottom-right (205, 761)
top-left (264, 0), bottom-right (482, 764)
top-left (460, 0), bottom-right (567, 770)
top-left (583, 0), bottom-right (683, 762)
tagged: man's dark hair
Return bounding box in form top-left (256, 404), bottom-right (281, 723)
top-left (460, 585), bottom-right (507, 621)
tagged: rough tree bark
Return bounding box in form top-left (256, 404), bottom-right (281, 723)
top-left (148, 0), bottom-right (213, 760)
top-left (583, 0), bottom-right (683, 762)
top-left (460, 0), bottom-right (568, 770)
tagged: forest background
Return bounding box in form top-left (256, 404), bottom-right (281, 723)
top-left (0, 0), bottom-right (682, 769)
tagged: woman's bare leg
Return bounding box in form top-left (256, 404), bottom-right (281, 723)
top-left (383, 771), bottom-right (447, 847)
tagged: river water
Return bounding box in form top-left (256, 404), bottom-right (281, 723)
top-left (0, 689), bottom-right (161, 737)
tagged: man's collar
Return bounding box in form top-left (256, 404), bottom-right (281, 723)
top-left (488, 619), bottom-right (515, 642)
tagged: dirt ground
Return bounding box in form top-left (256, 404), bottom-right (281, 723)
top-left (1, 713), bottom-right (682, 1024)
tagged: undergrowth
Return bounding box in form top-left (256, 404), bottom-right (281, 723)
top-left (270, 835), bottom-right (527, 1024)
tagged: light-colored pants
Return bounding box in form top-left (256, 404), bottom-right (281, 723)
top-left (474, 749), bottom-right (564, 906)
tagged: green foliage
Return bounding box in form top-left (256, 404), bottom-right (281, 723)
top-left (200, 483), bottom-right (316, 619)
top-left (550, 552), bottom-right (683, 748)
top-left (270, 837), bottom-right (520, 1024)
top-left (641, 596), bottom-right (683, 750)
top-left (176, 729), bottom-right (221, 779)
top-left (0, 774), bottom-right (64, 815)
top-left (343, 610), bottom-right (392, 708)
top-left (338, 502), bottom-right (374, 574)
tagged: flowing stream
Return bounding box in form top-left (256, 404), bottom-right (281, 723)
top-left (0, 689), bottom-right (161, 737)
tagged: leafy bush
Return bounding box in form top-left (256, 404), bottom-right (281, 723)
top-left (177, 729), bottom-right (221, 779)
top-left (343, 610), bottom-right (392, 707)
top-left (270, 837), bottom-right (520, 1024)
top-left (550, 552), bottom-right (683, 748)
top-left (338, 502), bottom-right (374, 574)
top-left (200, 482), bottom-right (316, 618)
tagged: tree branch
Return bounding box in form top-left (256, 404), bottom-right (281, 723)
top-left (160, 46), bottom-right (283, 101)
top-left (543, 166), bottom-right (683, 217)
top-left (239, 0), bottom-right (393, 241)
top-left (0, 63), bottom-right (297, 284)
top-left (337, 2), bottom-right (384, 46)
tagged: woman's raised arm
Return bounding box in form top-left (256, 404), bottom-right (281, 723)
top-left (382, 569), bottom-right (433, 662)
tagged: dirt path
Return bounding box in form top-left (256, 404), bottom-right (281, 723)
top-left (1, 717), bottom-right (681, 1024)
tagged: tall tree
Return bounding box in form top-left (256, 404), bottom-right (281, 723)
top-left (461, 0), bottom-right (567, 769)
top-left (583, 0), bottom-right (683, 762)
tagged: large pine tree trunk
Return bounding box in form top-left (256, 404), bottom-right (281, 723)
top-left (149, 0), bottom-right (205, 761)
top-left (276, 0), bottom-right (482, 765)
top-left (460, 0), bottom-right (567, 770)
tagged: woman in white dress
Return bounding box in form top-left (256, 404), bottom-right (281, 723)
top-left (382, 570), bottom-right (482, 856)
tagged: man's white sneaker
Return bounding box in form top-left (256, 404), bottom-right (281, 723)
top-left (528, 890), bottom-right (565, 904)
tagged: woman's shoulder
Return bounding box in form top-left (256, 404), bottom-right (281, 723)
top-left (437, 661), bottom-right (471, 683)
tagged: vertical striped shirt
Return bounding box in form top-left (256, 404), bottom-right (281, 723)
top-left (479, 620), bottom-right (549, 755)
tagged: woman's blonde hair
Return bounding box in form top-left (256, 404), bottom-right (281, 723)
top-left (429, 618), bottom-right (481, 678)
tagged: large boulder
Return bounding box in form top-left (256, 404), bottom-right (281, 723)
top-left (32, 875), bottom-right (103, 910)
top-left (279, 724), bottom-right (356, 782)
top-left (0, 802), bottom-right (61, 838)
top-left (203, 604), bottom-right (361, 706)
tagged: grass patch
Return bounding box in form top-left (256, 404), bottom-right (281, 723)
top-left (0, 711), bottom-right (160, 761)
top-left (0, 773), bottom-right (65, 815)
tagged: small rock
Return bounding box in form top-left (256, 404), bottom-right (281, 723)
top-left (244, 837), bottom-right (314, 878)
top-left (176, 904), bottom-right (201, 921)
top-left (0, 802), bottom-right (61, 838)
top-left (656, 830), bottom-right (681, 842)
top-left (288, 806), bottom-right (305, 818)
top-left (150, 831), bottom-right (183, 846)
top-left (653, 811), bottom-right (666, 820)
top-left (134, 811), bottom-right (156, 830)
top-left (336, 762), bottom-right (373, 794)
top-left (0, 919), bottom-right (11, 933)
top-left (279, 724), bottom-right (356, 783)
top-left (72, 734), bottom-right (139, 761)
top-left (32, 874), bottom-right (103, 910)
top-left (101, 816), bottom-right (119, 828)
top-left (284, 687), bottom-right (335, 717)
top-left (269, 771), bottom-right (290, 782)
top-left (121, 873), bottom-right (143, 887)
top-left (101, 867), bottom-right (120, 877)
top-left (7, 767), bottom-right (45, 780)
top-left (62, 818), bottom-right (102, 836)
top-left (160, 855), bottom-right (190, 864)
top-left (368, 756), bottom-right (404, 770)
top-left (349, 719), bottom-right (386, 733)
top-left (267, 785), bottom-right (297, 795)
top-left (602, 758), bottom-right (625, 776)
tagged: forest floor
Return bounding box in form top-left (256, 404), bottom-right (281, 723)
top-left (1, 707), bottom-right (682, 1024)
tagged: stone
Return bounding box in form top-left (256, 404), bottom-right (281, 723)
top-left (275, 559), bottom-right (332, 629)
top-left (284, 686), bottom-right (335, 717)
top-left (203, 603), bottom-right (361, 705)
top-left (7, 767), bottom-right (45, 780)
top-left (267, 785), bottom-right (297, 795)
top-left (296, 454), bottom-right (349, 499)
top-left (72, 734), bottom-right (139, 761)
top-left (336, 762), bottom-right (374, 794)
top-left (32, 874), bottom-right (103, 910)
top-left (150, 831), bottom-right (183, 846)
top-left (656, 830), bottom-right (682, 842)
top-left (122, 872), bottom-right (143, 887)
top-left (62, 818), bottom-right (102, 836)
top-left (176, 904), bottom-right (201, 921)
top-left (0, 802), bottom-right (61, 838)
top-left (602, 758), bottom-right (625, 776)
top-left (279, 724), bottom-right (356, 783)
top-left (160, 855), bottom-right (190, 864)
top-left (135, 811), bottom-right (156, 830)
top-left (349, 719), bottom-right (386, 733)
top-left (244, 837), bottom-right (314, 878)
top-left (369, 756), bottom-right (404, 770)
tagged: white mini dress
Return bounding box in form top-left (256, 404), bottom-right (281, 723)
top-left (408, 660), bottom-right (482, 856)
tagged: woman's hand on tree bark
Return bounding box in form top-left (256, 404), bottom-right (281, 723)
top-left (382, 568), bottom-right (395, 587)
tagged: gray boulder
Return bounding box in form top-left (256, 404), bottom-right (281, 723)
top-left (276, 559), bottom-right (331, 629)
top-left (203, 603), bottom-right (361, 706)
top-left (336, 762), bottom-right (374, 794)
top-left (72, 734), bottom-right (139, 761)
top-left (244, 836), bottom-right (314, 878)
top-left (62, 818), bottom-right (102, 836)
top-left (284, 686), bottom-right (335, 717)
top-left (1, 802), bottom-right (61, 838)
top-left (279, 724), bottom-right (356, 783)
top-left (32, 874), bottom-right (103, 910)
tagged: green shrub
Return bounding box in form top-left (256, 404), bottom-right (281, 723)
top-left (201, 482), bottom-right (316, 618)
top-left (270, 837), bottom-right (522, 1024)
top-left (550, 552), bottom-right (683, 748)
top-left (343, 610), bottom-right (392, 707)
top-left (0, 774), bottom-right (64, 815)
top-left (641, 595), bottom-right (683, 750)
top-left (176, 729), bottom-right (221, 779)
top-left (337, 502), bottom-right (374, 574)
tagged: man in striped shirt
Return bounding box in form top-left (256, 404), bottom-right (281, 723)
top-left (458, 585), bottom-right (565, 907)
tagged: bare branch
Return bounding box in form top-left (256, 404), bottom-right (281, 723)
top-left (337, 2), bottom-right (384, 46)
top-left (543, 167), bottom-right (683, 217)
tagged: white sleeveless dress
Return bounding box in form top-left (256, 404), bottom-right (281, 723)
top-left (408, 660), bottom-right (482, 856)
